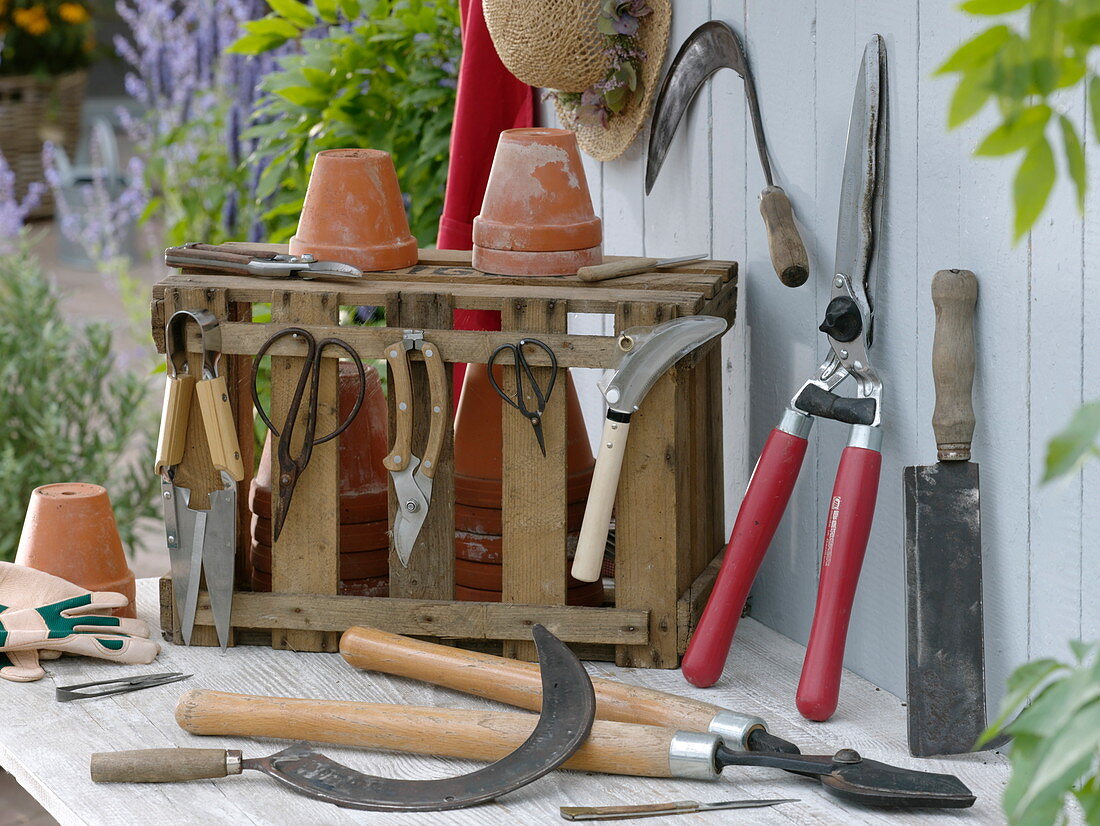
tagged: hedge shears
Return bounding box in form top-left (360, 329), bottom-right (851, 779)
top-left (682, 35), bottom-right (888, 722)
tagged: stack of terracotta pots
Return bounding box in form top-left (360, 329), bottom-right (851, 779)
top-left (249, 363), bottom-right (391, 597)
top-left (472, 128), bottom-right (603, 277)
top-left (453, 363), bottom-right (603, 605)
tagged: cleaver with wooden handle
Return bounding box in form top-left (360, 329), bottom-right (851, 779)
top-left (903, 268), bottom-right (986, 757)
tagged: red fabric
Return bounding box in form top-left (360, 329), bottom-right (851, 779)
top-left (437, 0), bottom-right (535, 398)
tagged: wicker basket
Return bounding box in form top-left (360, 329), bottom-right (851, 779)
top-left (0, 70), bottom-right (86, 219)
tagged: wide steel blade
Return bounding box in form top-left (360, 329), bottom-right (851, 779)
top-left (604, 316), bottom-right (727, 414)
top-left (244, 625), bottom-right (596, 811)
top-left (391, 458), bottom-right (432, 567)
top-left (647, 21), bottom-right (763, 194)
top-left (903, 461), bottom-right (986, 757)
top-left (203, 472), bottom-right (237, 650)
top-left (834, 35), bottom-right (886, 315)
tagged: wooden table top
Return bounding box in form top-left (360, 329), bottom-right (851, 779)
top-left (2, 579), bottom-right (1009, 825)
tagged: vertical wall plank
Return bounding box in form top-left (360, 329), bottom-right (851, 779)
top-left (269, 290), bottom-right (340, 652)
top-left (500, 298), bottom-right (569, 661)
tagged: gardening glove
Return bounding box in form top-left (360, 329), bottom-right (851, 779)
top-left (0, 592), bottom-right (159, 666)
top-left (0, 561), bottom-right (101, 682)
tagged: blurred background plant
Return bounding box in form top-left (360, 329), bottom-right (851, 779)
top-left (0, 0), bottom-right (96, 76)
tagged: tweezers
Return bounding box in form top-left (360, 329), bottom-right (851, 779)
top-left (55, 672), bottom-right (192, 702)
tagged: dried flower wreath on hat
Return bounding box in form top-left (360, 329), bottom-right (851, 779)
top-left (484, 0), bottom-right (671, 162)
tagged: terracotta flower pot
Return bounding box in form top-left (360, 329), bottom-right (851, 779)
top-left (455, 530), bottom-right (581, 564)
top-left (250, 515), bottom-right (389, 553)
top-left (250, 569), bottom-right (389, 597)
top-left (290, 148), bottom-right (418, 272)
top-left (453, 363), bottom-right (595, 508)
top-left (472, 128), bottom-right (602, 276)
top-left (250, 542), bottom-right (388, 579)
top-left (454, 500), bottom-right (587, 535)
top-left (454, 581), bottom-right (604, 607)
top-left (455, 557), bottom-right (590, 592)
top-left (15, 483), bottom-right (136, 618)
top-left (251, 363), bottom-right (389, 523)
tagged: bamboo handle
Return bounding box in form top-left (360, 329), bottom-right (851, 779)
top-left (194, 375), bottom-right (244, 481)
top-left (759, 186), bottom-right (809, 288)
top-left (383, 342), bottom-right (412, 472)
top-left (577, 258), bottom-right (660, 282)
top-left (154, 374), bottom-right (195, 475)
top-left (420, 340), bottom-right (447, 480)
top-left (174, 689), bottom-right (677, 778)
top-left (571, 417), bottom-right (629, 582)
top-left (91, 748), bottom-right (237, 783)
top-left (931, 269), bottom-right (978, 461)
top-left (339, 626), bottom-right (724, 732)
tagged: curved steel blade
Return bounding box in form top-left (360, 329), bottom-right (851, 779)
top-left (203, 472), bottom-right (237, 650)
top-left (834, 34), bottom-right (887, 334)
top-left (605, 316), bottom-right (727, 414)
top-left (244, 625), bottom-right (596, 811)
top-left (391, 457), bottom-right (431, 568)
top-left (647, 21), bottom-right (770, 193)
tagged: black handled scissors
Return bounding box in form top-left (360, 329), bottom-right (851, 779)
top-left (487, 338), bottom-right (558, 457)
top-left (252, 327), bottom-right (365, 541)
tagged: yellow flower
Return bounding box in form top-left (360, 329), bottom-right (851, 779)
top-left (12, 6), bottom-right (50, 36)
top-left (58, 2), bottom-right (89, 24)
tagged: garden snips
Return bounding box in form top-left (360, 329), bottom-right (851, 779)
top-left (486, 338), bottom-right (558, 457)
top-left (384, 330), bottom-right (447, 567)
top-left (682, 36), bottom-right (888, 723)
top-left (155, 309), bottom-right (245, 650)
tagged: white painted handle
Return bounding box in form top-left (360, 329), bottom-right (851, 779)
top-left (572, 417), bottom-right (631, 582)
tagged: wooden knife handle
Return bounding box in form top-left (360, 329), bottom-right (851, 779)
top-left (174, 689), bottom-right (676, 778)
top-left (154, 374), bottom-right (195, 475)
top-left (931, 269), bottom-right (978, 461)
top-left (571, 416), bottom-right (629, 582)
top-left (419, 340), bottom-right (447, 480)
top-left (577, 258), bottom-right (660, 282)
top-left (339, 626), bottom-right (723, 732)
top-left (91, 748), bottom-right (238, 783)
top-left (759, 186), bottom-right (809, 288)
top-left (194, 375), bottom-right (245, 481)
top-left (382, 342), bottom-right (412, 472)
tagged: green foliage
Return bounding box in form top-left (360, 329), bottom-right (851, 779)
top-left (0, 239), bottom-right (158, 560)
top-left (0, 1), bottom-right (95, 77)
top-left (232, 0), bottom-right (460, 245)
top-left (939, 0), bottom-right (1100, 239)
top-left (978, 643), bottom-right (1100, 825)
top-left (1043, 400), bottom-right (1100, 481)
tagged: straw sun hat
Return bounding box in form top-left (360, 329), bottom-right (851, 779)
top-left (484, 0), bottom-right (671, 162)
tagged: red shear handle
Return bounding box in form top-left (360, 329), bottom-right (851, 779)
top-left (796, 445), bottom-right (882, 721)
top-left (681, 428), bottom-right (809, 687)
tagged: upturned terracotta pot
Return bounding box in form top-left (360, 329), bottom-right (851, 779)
top-left (250, 569), bottom-right (388, 597)
top-left (455, 529), bottom-right (581, 564)
top-left (455, 557), bottom-right (590, 592)
top-left (15, 483), bottom-right (136, 618)
top-left (454, 581), bottom-right (604, 606)
top-left (472, 128), bottom-right (602, 276)
top-left (290, 148), bottom-right (418, 272)
top-left (251, 363), bottom-right (389, 524)
top-left (250, 515), bottom-right (389, 553)
top-left (453, 363), bottom-right (594, 507)
top-left (250, 542), bottom-right (388, 580)
top-left (454, 500), bottom-right (587, 535)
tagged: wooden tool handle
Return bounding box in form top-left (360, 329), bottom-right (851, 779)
top-left (154, 374), bottom-right (195, 475)
top-left (420, 340), bottom-right (447, 480)
top-left (383, 342), bottom-right (412, 472)
top-left (194, 375), bottom-right (245, 481)
top-left (571, 417), bottom-right (629, 582)
top-left (931, 269), bottom-right (978, 461)
top-left (577, 258), bottom-right (660, 282)
top-left (175, 689), bottom-right (676, 778)
top-left (759, 186), bottom-right (809, 288)
top-left (561, 801), bottom-right (700, 820)
top-left (339, 626), bottom-right (723, 732)
top-left (90, 748), bottom-right (237, 783)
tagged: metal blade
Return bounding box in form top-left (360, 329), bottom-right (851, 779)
top-left (834, 35), bottom-right (887, 316)
top-left (647, 21), bottom-right (770, 193)
top-left (391, 458), bottom-right (432, 567)
top-left (180, 504), bottom-right (206, 646)
top-left (166, 483), bottom-right (201, 645)
top-left (698, 798), bottom-right (798, 813)
top-left (244, 625), bottom-right (596, 811)
top-left (903, 461), bottom-right (987, 757)
top-left (203, 472), bottom-right (237, 651)
top-left (604, 316), bottom-right (727, 415)
top-left (653, 253), bottom-right (708, 269)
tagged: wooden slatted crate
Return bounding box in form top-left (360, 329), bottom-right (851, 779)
top-left (152, 248), bottom-right (737, 667)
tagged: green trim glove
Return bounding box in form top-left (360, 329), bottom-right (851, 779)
top-left (0, 592), bottom-right (158, 666)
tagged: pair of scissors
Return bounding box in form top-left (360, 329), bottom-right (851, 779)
top-left (251, 327), bottom-right (366, 542)
top-left (487, 338), bottom-right (558, 457)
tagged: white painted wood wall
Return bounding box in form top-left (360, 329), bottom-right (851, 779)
top-left (546, 0), bottom-right (1099, 711)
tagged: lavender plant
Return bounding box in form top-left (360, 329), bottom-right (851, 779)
top-left (0, 153), bottom-right (44, 254)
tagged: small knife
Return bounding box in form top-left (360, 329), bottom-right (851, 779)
top-left (165, 243), bottom-right (364, 282)
top-left (577, 253), bottom-right (707, 282)
top-left (560, 798), bottom-right (797, 821)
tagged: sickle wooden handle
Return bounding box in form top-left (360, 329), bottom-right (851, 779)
top-left (175, 689), bottom-right (677, 777)
top-left (339, 626), bottom-right (722, 732)
top-left (91, 748), bottom-right (236, 783)
top-left (572, 417), bottom-right (629, 581)
top-left (759, 187), bottom-right (809, 288)
top-left (931, 269), bottom-right (978, 461)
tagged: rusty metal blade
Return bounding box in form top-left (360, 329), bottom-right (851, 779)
top-left (903, 461), bottom-right (986, 757)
